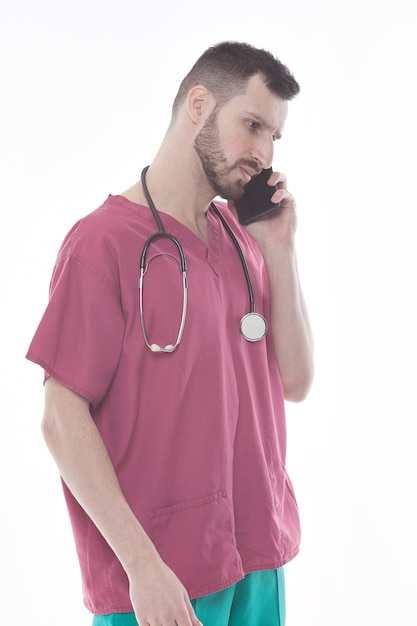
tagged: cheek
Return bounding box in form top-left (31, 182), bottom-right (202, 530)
top-left (216, 116), bottom-right (252, 164)
top-left (222, 133), bottom-right (248, 161)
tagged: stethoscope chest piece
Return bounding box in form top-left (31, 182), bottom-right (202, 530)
top-left (240, 312), bottom-right (268, 342)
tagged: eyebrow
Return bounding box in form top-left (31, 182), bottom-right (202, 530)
top-left (245, 111), bottom-right (283, 139)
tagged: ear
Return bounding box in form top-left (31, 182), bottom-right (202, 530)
top-left (186, 85), bottom-right (214, 124)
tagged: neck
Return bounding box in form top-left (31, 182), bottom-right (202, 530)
top-left (121, 149), bottom-right (216, 243)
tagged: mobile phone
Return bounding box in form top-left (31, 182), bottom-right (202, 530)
top-left (235, 167), bottom-right (281, 225)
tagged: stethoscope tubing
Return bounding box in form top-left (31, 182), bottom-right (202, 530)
top-left (209, 202), bottom-right (256, 315)
top-left (139, 166), bottom-right (267, 348)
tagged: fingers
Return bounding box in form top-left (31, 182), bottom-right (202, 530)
top-left (268, 170), bottom-right (287, 189)
top-left (134, 593), bottom-right (202, 626)
top-left (271, 187), bottom-right (294, 206)
top-left (267, 169), bottom-right (294, 205)
top-left (135, 607), bottom-right (197, 626)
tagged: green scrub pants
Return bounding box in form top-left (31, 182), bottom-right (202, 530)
top-left (92, 568), bottom-right (285, 626)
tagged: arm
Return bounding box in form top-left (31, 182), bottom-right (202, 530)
top-left (42, 377), bottom-right (201, 626)
top-left (237, 171), bottom-right (314, 402)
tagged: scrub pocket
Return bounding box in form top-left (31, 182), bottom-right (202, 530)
top-left (149, 490), bottom-right (241, 594)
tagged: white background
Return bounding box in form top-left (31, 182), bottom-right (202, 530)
top-left (1, 0), bottom-right (416, 624)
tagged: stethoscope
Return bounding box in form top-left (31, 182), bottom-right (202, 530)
top-left (139, 165), bottom-right (267, 353)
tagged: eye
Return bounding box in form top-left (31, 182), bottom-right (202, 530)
top-left (248, 120), bottom-right (260, 131)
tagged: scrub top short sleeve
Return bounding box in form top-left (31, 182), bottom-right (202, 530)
top-left (27, 232), bottom-right (125, 408)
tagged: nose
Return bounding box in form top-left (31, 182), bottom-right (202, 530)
top-left (251, 137), bottom-right (274, 170)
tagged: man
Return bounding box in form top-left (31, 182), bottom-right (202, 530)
top-left (26, 41), bottom-right (314, 626)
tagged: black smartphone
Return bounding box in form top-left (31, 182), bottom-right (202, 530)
top-left (235, 167), bottom-right (281, 225)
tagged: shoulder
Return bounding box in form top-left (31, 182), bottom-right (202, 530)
top-left (49, 195), bottom-right (152, 295)
top-left (57, 195), bottom-right (150, 264)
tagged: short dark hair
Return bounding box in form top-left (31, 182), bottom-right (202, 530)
top-left (172, 41), bottom-right (300, 115)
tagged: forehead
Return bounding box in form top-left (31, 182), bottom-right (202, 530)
top-left (226, 74), bottom-right (288, 132)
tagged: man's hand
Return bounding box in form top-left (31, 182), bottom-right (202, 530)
top-left (128, 554), bottom-right (203, 626)
top-left (244, 170), bottom-right (297, 246)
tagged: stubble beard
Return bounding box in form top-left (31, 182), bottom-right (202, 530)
top-left (194, 109), bottom-right (249, 201)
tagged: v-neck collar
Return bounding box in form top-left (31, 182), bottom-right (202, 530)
top-left (113, 195), bottom-right (222, 275)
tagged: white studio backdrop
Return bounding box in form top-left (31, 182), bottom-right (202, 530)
top-left (1, 0), bottom-right (416, 624)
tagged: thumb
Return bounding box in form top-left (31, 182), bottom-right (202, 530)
top-left (184, 592), bottom-right (203, 626)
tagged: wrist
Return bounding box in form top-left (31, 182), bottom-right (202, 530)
top-left (124, 537), bottom-right (161, 575)
top-left (259, 238), bottom-right (296, 264)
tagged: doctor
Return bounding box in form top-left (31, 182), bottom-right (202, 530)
top-left (26, 41), bottom-right (314, 626)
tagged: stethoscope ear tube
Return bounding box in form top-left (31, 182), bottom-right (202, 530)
top-left (140, 232), bottom-right (187, 272)
top-left (139, 233), bottom-right (188, 354)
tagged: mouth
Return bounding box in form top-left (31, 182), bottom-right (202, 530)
top-left (239, 165), bottom-right (259, 185)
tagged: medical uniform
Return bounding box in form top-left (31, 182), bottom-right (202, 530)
top-left (26, 195), bottom-right (300, 620)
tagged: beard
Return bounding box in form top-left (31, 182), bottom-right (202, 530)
top-left (193, 109), bottom-right (260, 201)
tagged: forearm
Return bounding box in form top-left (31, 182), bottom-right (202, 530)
top-left (42, 378), bottom-right (200, 624)
top-left (261, 241), bottom-right (314, 402)
top-left (42, 378), bottom-right (160, 575)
